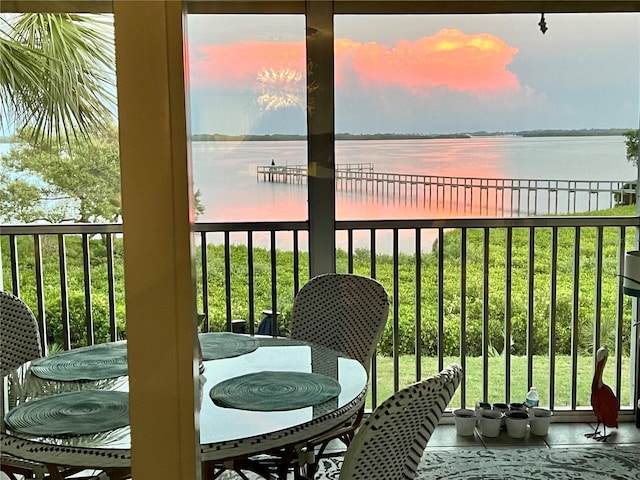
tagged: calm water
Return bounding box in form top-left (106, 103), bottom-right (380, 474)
top-left (192, 135), bottom-right (634, 252)
top-left (193, 136), bottom-right (634, 220)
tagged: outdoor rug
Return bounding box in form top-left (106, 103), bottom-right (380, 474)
top-left (216, 446), bottom-right (639, 479)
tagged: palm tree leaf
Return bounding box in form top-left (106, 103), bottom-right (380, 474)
top-left (0, 13), bottom-right (116, 147)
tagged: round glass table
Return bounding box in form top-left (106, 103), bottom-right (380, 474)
top-left (1, 335), bottom-right (368, 472)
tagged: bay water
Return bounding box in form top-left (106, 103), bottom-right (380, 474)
top-left (192, 136), bottom-right (635, 252)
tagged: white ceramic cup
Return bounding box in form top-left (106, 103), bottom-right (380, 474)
top-left (453, 408), bottom-right (476, 436)
top-left (479, 409), bottom-right (503, 437)
top-left (529, 407), bottom-right (553, 436)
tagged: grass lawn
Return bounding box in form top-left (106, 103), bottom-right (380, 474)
top-left (368, 355), bottom-right (633, 411)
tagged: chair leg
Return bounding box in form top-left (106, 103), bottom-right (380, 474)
top-left (45, 464), bottom-right (66, 480)
top-left (294, 461), bottom-right (315, 480)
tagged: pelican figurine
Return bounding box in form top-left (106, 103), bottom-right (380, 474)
top-left (585, 346), bottom-right (618, 441)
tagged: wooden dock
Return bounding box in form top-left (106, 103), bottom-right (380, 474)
top-left (256, 163), bottom-right (634, 216)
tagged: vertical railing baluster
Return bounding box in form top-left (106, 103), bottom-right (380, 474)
top-left (482, 227), bottom-right (489, 401)
top-left (106, 233), bottom-right (117, 341)
top-left (82, 234), bottom-right (94, 346)
top-left (438, 227), bottom-right (444, 373)
top-left (270, 230), bottom-right (278, 336)
top-left (392, 228), bottom-right (400, 392)
top-left (348, 229), bottom-right (354, 273)
top-left (415, 228), bottom-right (422, 383)
top-left (224, 231), bottom-right (232, 332)
top-left (549, 227), bottom-right (559, 410)
top-left (33, 234), bottom-right (47, 353)
top-left (571, 227), bottom-right (581, 409)
top-left (9, 234), bottom-right (19, 295)
top-left (527, 228), bottom-right (535, 391)
top-left (370, 229), bottom-right (379, 407)
top-left (505, 227), bottom-right (513, 403)
top-left (615, 226), bottom-right (626, 401)
top-left (293, 231), bottom-right (300, 295)
top-left (593, 226), bottom-right (604, 355)
top-left (460, 228), bottom-right (468, 408)
top-left (247, 232), bottom-right (255, 335)
top-left (58, 234), bottom-right (71, 350)
top-left (200, 231), bottom-right (209, 332)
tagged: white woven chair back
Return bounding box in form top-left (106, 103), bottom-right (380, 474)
top-left (339, 363), bottom-right (463, 480)
top-left (290, 273), bottom-right (389, 375)
top-left (1, 291), bottom-right (43, 376)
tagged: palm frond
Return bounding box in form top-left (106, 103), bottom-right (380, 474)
top-left (0, 13), bottom-right (116, 147)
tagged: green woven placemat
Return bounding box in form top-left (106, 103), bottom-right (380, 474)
top-left (209, 371), bottom-right (341, 411)
top-left (199, 332), bottom-right (260, 360)
top-left (30, 343), bottom-right (128, 381)
top-left (4, 390), bottom-right (129, 437)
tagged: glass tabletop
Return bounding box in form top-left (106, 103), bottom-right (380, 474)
top-left (1, 335), bottom-right (367, 457)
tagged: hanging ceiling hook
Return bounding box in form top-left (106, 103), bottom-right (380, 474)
top-left (538, 13), bottom-right (548, 34)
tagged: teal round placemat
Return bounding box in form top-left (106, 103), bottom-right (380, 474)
top-left (4, 390), bottom-right (129, 437)
top-left (199, 332), bottom-right (260, 360)
top-left (209, 371), bottom-right (341, 411)
top-left (30, 343), bottom-right (128, 381)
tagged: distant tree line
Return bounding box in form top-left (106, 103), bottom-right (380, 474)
top-left (518, 128), bottom-right (630, 137)
top-left (191, 133), bottom-right (473, 141)
top-left (192, 128), bottom-right (632, 142)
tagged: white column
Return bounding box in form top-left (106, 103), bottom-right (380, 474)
top-left (113, 1), bottom-right (200, 479)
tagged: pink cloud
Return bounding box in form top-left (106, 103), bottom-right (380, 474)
top-left (191, 29), bottom-right (521, 96)
top-left (191, 41), bottom-right (305, 87)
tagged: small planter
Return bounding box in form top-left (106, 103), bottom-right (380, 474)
top-left (453, 408), bottom-right (476, 436)
top-left (529, 407), bottom-right (553, 436)
top-left (505, 410), bottom-right (529, 438)
top-left (479, 409), bottom-right (503, 437)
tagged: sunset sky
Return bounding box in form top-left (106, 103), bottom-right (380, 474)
top-left (187, 13), bottom-right (640, 136)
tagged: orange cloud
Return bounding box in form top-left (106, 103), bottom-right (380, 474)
top-left (191, 29), bottom-right (521, 96)
top-left (337, 29), bottom-right (520, 94)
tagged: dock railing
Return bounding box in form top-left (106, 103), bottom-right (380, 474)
top-left (257, 164), bottom-right (633, 216)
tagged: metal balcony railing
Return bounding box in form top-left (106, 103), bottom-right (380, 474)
top-left (2, 216), bottom-right (639, 420)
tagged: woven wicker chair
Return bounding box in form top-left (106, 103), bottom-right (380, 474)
top-left (289, 273), bottom-right (389, 376)
top-left (289, 273), bottom-right (390, 479)
top-left (338, 363), bottom-right (463, 480)
top-left (0, 290), bottom-right (43, 377)
top-left (1, 290), bottom-right (47, 480)
top-left (1, 291), bottom-right (106, 480)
